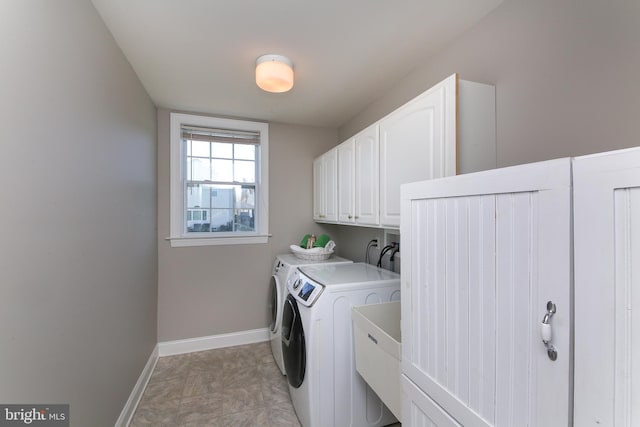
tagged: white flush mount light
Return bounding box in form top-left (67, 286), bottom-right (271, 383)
top-left (255, 54), bottom-right (294, 93)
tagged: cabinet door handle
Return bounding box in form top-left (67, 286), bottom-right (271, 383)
top-left (540, 301), bottom-right (557, 361)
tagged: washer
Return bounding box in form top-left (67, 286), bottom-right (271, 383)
top-left (281, 262), bottom-right (400, 427)
top-left (269, 254), bottom-right (352, 375)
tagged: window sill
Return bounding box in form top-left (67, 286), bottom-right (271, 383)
top-left (167, 234), bottom-right (270, 247)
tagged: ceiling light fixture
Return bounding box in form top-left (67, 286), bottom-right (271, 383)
top-left (255, 54), bottom-right (294, 93)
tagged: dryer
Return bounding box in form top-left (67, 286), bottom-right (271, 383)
top-left (269, 254), bottom-right (351, 375)
top-left (281, 262), bottom-right (400, 427)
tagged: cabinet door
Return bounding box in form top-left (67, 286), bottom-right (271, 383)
top-left (313, 149), bottom-right (338, 222)
top-left (402, 375), bottom-right (462, 427)
top-left (354, 125), bottom-right (379, 226)
top-left (313, 156), bottom-right (324, 221)
top-left (380, 74), bottom-right (456, 228)
top-left (337, 139), bottom-right (355, 223)
top-left (573, 147), bottom-right (640, 426)
top-left (400, 159), bottom-right (572, 426)
top-left (323, 148), bottom-right (338, 222)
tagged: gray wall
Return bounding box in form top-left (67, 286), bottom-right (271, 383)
top-left (157, 110), bottom-right (337, 341)
top-left (341, 0), bottom-right (640, 166)
top-left (335, 0), bottom-right (640, 261)
top-left (0, 1), bottom-right (158, 426)
top-left (320, 224), bottom-right (388, 266)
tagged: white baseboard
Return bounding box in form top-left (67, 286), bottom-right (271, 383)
top-left (158, 327), bottom-right (270, 357)
top-left (115, 344), bottom-right (159, 427)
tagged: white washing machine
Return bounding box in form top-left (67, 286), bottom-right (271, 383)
top-left (281, 262), bottom-right (400, 427)
top-left (269, 254), bottom-right (352, 375)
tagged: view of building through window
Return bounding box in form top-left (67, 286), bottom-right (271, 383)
top-left (186, 184), bottom-right (255, 232)
top-left (184, 137), bottom-right (257, 233)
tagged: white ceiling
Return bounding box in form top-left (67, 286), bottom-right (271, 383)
top-left (92, 0), bottom-right (503, 128)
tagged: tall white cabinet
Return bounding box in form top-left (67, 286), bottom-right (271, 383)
top-left (400, 146), bottom-right (640, 427)
top-left (401, 159), bottom-right (573, 426)
top-left (573, 148), bottom-right (640, 426)
top-left (314, 73), bottom-right (496, 229)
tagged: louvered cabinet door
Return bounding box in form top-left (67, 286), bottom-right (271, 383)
top-left (574, 147), bottom-right (640, 426)
top-left (400, 158), bottom-right (572, 426)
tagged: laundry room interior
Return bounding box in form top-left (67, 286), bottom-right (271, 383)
top-left (2, 1), bottom-right (640, 426)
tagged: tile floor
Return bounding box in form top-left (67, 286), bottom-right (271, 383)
top-left (130, 341), bottom-right (401, 427)
top-left (129, 342), bottom-right (299, 426)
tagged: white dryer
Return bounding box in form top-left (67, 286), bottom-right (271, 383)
top-left (281, 262), bottom-right (400, 427)
top-left (269, 254), bottom-right (352, 375)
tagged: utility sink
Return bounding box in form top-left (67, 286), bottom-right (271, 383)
top-left (352, 301), bottom-right (402, 422)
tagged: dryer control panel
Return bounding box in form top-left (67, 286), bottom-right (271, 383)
top-left (289, 273), bottom-right (324, 307)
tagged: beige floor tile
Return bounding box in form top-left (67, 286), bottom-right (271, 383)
top-left (189, 348), bottom-right (226, 363)
top-left (250, 341), bottom-right (275, 365)
top-left (257, 359), bottom-right (285, 381)
top-left (176, 393), bottom-right (224, 425)
top-left (129, 398), bottom-right (180, 426)
top-left (188, 350), bottom-right (225, 375)
top-left (221, 383), bottom-right (266, 415)
top-left (182, 372), bottom-right (223, 397)
top-left (180, 420), bottom-right (224, 427)
top-left (188, 359), bottom-right (223, 375)
top-left (139, 376), bottom-right (186, 405)
top-left (219, 408), bottom-right (270, 427)
top-left (267, 400), bottom-right (301, 426)
top-left (132, 343), bottom-right (302, 427)
top-left (152, 354), bottom-right (192, 381)
top-left (261, 375), bottom-right (290, 404)
top-left (223, 364), bottom-right (261, 389)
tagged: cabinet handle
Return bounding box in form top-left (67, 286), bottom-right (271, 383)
top-left (540, 301), bottom-right (557, 361)
top-left (348, 215), bottom-right (353, 219)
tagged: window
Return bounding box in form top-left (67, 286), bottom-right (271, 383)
top-left (169, 113), bottom-right (269, 247)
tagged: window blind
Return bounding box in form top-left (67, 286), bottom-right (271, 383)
top-left (181, 125), bottom-right (261, 145)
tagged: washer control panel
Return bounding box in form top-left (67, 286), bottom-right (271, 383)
top-left (288, 273), bottom-right (324, 307)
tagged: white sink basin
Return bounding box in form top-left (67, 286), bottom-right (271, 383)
top-left (352, 301), bottom-right (401, 422)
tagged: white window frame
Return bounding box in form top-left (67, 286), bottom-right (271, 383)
top-left (168, 113), bottom-right (269, 247)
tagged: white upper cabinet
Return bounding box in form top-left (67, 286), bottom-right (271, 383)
top-left (337, 138), bottom-right (355, 223)
top-left (380, 74), bottom-right (496, 228)
top-left (313, 156), bottom-right (323, 221)
top-left (315, 73), bottom-right (495, 229)
top-left (354, 125), bottom-right (380, 226)
top-left (313, 147), bottom-right (338, 222)
top-left (379, 75), bottom-right (456, 227)
top-left (337, 124), bottom-right (380, 226)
